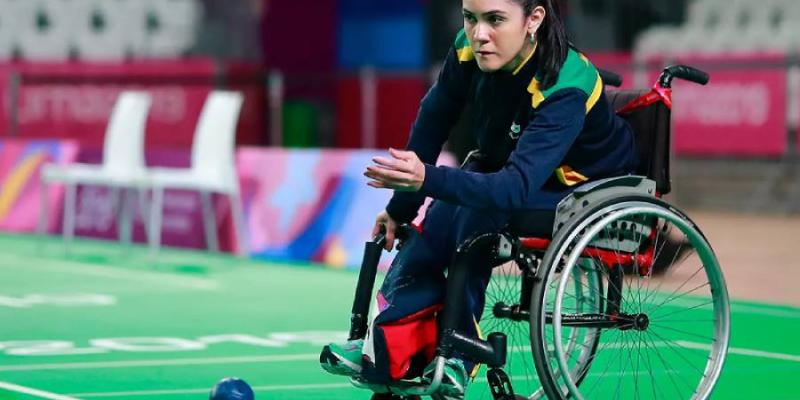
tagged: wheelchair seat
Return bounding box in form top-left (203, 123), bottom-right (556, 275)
top-left (507, 209), bottom-right (555, 238)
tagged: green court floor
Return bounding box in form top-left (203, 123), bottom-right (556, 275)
top-left (0, 233), bottom-right (797, 399)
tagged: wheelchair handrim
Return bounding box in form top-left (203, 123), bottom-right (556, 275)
top-left (552, 203), bottom-right (731, 400)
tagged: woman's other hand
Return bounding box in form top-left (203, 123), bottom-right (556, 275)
top-left (365, 148), bottom-right (425, 192)
top-left (372, 210), bottom-right (399, 251)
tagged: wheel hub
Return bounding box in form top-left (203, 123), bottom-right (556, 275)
top-left (632, 313), bottom-right (650, 331)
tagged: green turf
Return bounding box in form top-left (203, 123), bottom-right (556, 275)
top-left (0, 233), bottom-right (797, 399)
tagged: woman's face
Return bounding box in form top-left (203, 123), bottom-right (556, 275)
top-left (462, 0), bottom-right (543, 72)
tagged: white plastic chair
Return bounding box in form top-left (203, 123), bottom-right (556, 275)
top-left (39, 91), bottom-right (152, 247)
top-left (146, 91), bottom-right (248, 257)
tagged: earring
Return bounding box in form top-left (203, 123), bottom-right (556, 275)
top-left (530, 31), bottom-right (536, 44)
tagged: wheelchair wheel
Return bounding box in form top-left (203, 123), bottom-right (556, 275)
top-left (479, 256), bottom-right (603, 399)
top-left (528, 250), bottom-right (605, 399)
top-left (533, 196), bottom-right (730, 400)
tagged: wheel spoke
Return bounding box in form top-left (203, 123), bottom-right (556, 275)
top-left (647, 329), bottom-right (706, 377)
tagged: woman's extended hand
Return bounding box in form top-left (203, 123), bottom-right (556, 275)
top-left (372, 210), bottom-right (399, 251)
top-left (364, 148), bottom-right (425, 192)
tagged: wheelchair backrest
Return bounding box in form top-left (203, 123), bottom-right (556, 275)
top-left (606, 90), bottom-right (672, 195)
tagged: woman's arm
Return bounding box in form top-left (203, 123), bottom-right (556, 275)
top-left (368, 88), bottom-right (588, 211)
top-left (383, 46), bottom-right (472, 223)
top-left (418, 89), bottom-right (587, 210)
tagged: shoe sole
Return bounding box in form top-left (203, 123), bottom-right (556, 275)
top-left (424, 368), bottom-right (466, 400)
top-left (319, 345), bottom-right (362, 376)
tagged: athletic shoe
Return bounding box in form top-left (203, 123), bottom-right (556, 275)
top-left (319, 339), bottom-right (364, 376)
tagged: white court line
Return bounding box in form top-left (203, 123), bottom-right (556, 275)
top-left (2, 340), bottom-right (798, 374)
top-left (729, 304), bottom-right (800, 319)
top-left (676, 341), bottom-right (800, 363)
top-left (62, 362), bottom-right (797, 398)
top-left (69, 383), bottom-right (352, 398)
top-left (0, 380), bottom-right (81, 400)
top-left (64, 372), bottom-right (687, 398)
top-left (0, 354), bottom-right (318, 372)
top-left (51, 342), bottom-right (800, 398)
top-left (642, 293), bottom-right (800, 319)
top-left (0, 254), bottom-right (218, 291)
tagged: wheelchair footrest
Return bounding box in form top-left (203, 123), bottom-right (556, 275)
top-left (350, 374), bottom-right (438, 397)
top-left (350, 376), bottom-right (422, 392)
top-left (487, 367), bottom-right (518, 400)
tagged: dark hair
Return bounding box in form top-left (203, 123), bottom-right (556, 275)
top-left (513, 0), bottom-right (569, 90)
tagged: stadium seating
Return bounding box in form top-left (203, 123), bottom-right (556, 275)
top-left (0, 0), bottom-right (19, 58)
top-left (0, 0), bottom-right (200, 61)
top-left (634, 0), bottom-right (800, 59)
top-left (141, 0), bottom-right (200, 58)
top-left (73, 0), bottom-right (132, 60)
top-left (15, 0), bottom-right (76, 60)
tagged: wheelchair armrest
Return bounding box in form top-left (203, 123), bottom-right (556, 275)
top-left (571, 175), bottom-right (656, 198)
top-left (553, 175), bottom-right (656, 234)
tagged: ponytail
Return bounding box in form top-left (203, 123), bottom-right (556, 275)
top-left (515, 0), bottom-right (569, 90)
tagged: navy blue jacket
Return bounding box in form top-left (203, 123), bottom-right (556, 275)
top-left (386, 30), bottom-right (638, 223)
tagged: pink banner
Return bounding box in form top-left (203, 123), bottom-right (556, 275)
top-left (238, 147), bottom-right (455, 268)
top-left (2, 144), bottom-right (458, 261)
top-left (336, 76), bottom-right (427, 149)
top-left (671, 67), bottom-right (787, 156)
top-left (0, 139), bottom-right (78, 232)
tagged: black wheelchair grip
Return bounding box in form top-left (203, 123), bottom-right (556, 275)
top-left (660, 65), bottom-right (710, 87)
top-left (598, 68), bottom-right (623, 88)
top-left (348, 234), bottom-right (386, 340)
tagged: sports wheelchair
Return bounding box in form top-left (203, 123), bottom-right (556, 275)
top-left (347, 65), bottom-right (730, 400)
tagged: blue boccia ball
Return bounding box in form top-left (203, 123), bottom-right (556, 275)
top-left (209, 377), bottom-right (255, 400)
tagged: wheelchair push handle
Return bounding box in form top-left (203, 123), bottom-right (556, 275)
top-left (349, 232), bottom-right (386, 340)
top-left (659, 65), bottom-right (710, 88)
top-left (598, 68), bottom-right (623, 88)
top-left (371, 232), bottom-right (388, 249)
top-left (348, 226), bottom-right (409, 340)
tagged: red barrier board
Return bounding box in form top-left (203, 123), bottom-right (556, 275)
top-left (0, 59), bottom-right (265, 150)
top-left (336, 75), bottom-right (426, 149)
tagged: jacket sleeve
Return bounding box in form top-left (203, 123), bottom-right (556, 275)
top-left (384, 46), bottom-right (471, 223)
top-left (418, 89), bottom-right (587, 210)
